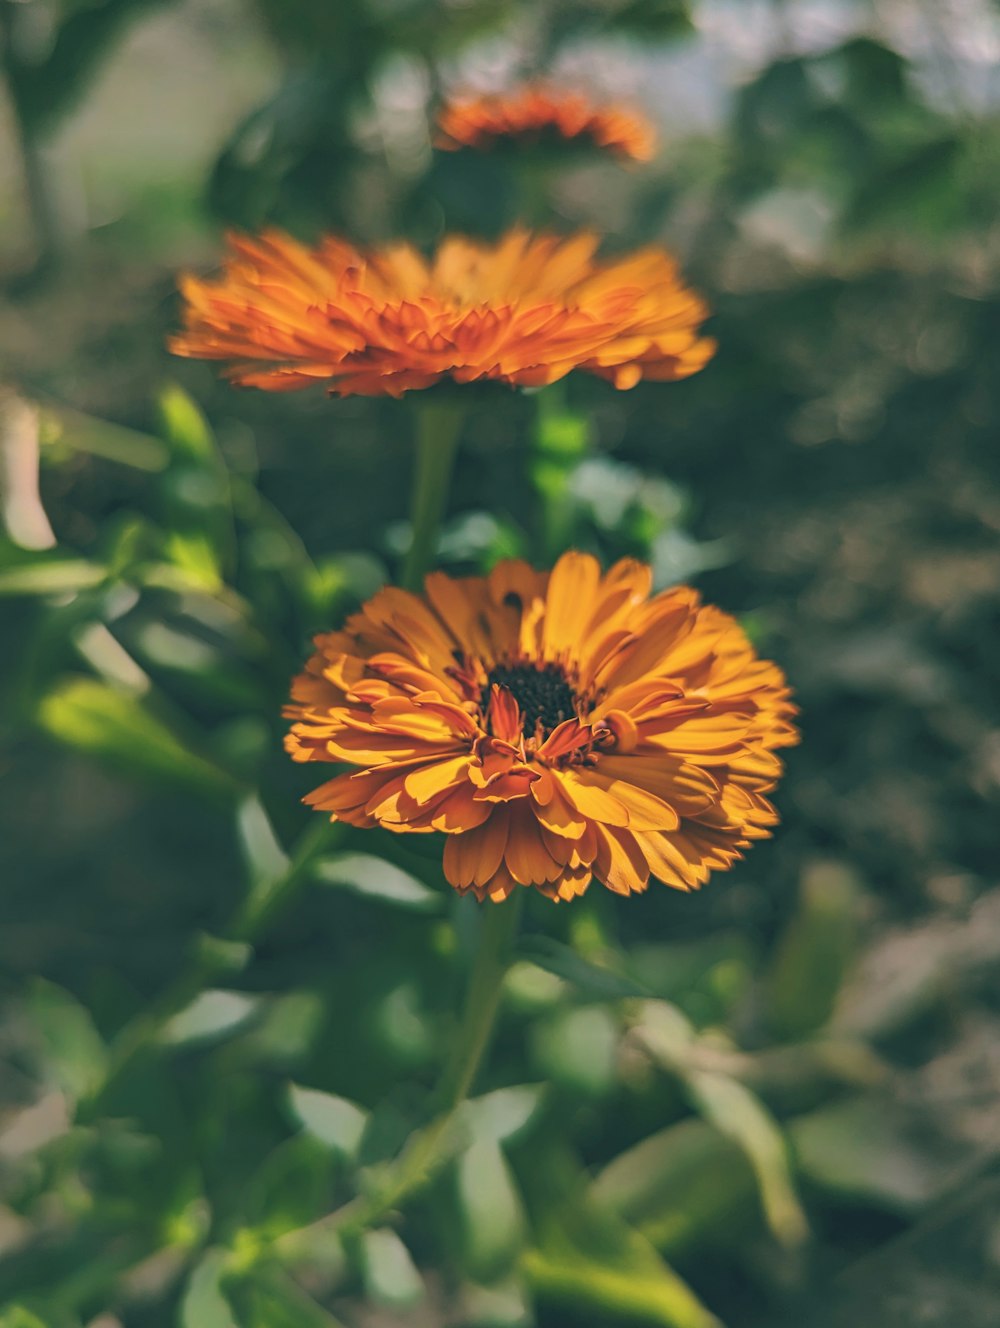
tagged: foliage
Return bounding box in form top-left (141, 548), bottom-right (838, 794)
top-left (2, 2), bottom-right (1000, 1326)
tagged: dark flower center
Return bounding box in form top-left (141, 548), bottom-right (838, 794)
top-left (483, 662), bottom-right (579, 738)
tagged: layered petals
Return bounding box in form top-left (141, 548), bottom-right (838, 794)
top-left (170, 227), bottom-right (714, 397)
top-left (285, 554), bottom-right (798, 903)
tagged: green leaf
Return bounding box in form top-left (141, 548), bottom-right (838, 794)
top-left (456, 1277), bottom-right (531, 1328)
top-left (313, 852), bottom-right (442, 911)
top-left (181, 1249), bottom-right (239, 1328)
top-left (765, 859), bottom-right (861, 1040)
top-left (685, 1069), bottom-right (808, 1248)
top-left (230, 1266), bottom-right (347, 1327)
top-left (0, 558), bottom-right (105, 596)
top-left (360, 1228), bottom-right (424, 1309)
top-left (593, 1118), bottom-right (758, 1257)
top-left (461, 1085), bottom-right (544, 1144)
top-left (238, 796), bottom-right (291, 891)
top-left (37, 678), bottom-right (240, 799)
top-left (23, 978), bottom-right (108, 1101)
top-left (287, 1083), bottom-right (368, 1160)
top-left (531, 1005), bottom-right (620, 1098)
top-left (0, 1310), bottom-right (49, 1328)
top-left (457, 1138), bottom-right (527, 1282)
top-left (156, 383), bottom-right (235, 587)
top-left (517, 936), bottom-right (649, 1000)
top-left (162, 990), bottom-right (260, 1047)
top-left (790, 1096), bottom-right (967, 1215)
top-left (521, 1147), bottom-right (721, 1328)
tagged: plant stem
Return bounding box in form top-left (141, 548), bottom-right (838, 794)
top-left (277, 892), bottom-right (523, 1251)
top-left (401, 401), bottom-right (464, 591)
top-left (437, 892), bottom-right (522, 1111)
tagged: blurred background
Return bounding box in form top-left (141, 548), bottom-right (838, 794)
top-left (2, 1), bottom-right (1000, 1325)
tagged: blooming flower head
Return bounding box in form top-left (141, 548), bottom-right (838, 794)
top-left (168, 227), bottom-right (714, 396)
top-left (435, 83), bottom-right (657, 162)
top-left (286, 554), bottom-right (798, 903)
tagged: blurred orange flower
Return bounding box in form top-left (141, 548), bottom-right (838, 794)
top-left (169, 227), bottom-right (714, 396)
top-left (435, 84), bottom-right (657, 161)
top-left (286, 554), bottom-right (798, 903)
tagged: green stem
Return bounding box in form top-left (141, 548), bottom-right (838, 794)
top-left (277, 893), bottom-right (523, 1251)
top-left (437, 892), bottom-right (522, 1110)
top-left (401, 401), bottom-right (465, 591)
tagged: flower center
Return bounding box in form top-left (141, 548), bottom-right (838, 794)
top-left (483, 662), bottom-right (579, 738)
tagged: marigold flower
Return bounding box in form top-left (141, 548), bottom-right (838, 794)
top-left (435, 84), bottom-right (657, 162)
top-left (285, 554), bottom-right (798, 903)
top-left (168, 227), bottom-right (714, 396)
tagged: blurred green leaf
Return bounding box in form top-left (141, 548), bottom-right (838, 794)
top-left (457, 1137), bottom-right (527, 1282)
top-left (313, 852), bottom-right (442, 911)
top-left (156, 383), bottom-right (235, 587)
top-left (521, 1147), bottom-right (720, 1328)
top-left (238, 796), bottom-right (291, 891)
top-left (531, 1005), bottom-right (619, 1098)
top-left (37, 678), bottom-right (241, 798)
top-left (287, 1083), bottom-right (368, 1160)
top-left (0, 557), bottom-right (106, 597)
top-left (846, 136), bottom-right (962, 236)
top-left (23, 979), bottom-right (107, 1101)
top-left (593, 1118), bottom-right (758, 1257)
top-left (461, 1085), bottom-right (544, 1145)
top-left (765, 860), bottom-right (861, 1040)
top-left (685, 1069), bottom-right (808, 1248)
top-left (181, 1248), bottom-right (239, 1328)
top-left (0, 1310), bottom-right (48, 1328)
top-left (40, 403), bottom-right (169, 471)
top-left (359, 1228), bottom-right (424, 1309)
top-left (162, 990), bottom-right (260, 1047)
top-left (790, 1096), bottom-right (969, 1215)
top-left (456, 1276), bottom-right (531, 1328)
top-left (517, 936), bottom-right (648, 1000)
top-left (230, 1265), bottom-right (347, 1327)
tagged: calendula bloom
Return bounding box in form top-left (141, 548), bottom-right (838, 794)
top-left (168, 227), bottom-right (714, 396)
top-left (435, 84), bottom-right (657, 162)
top-left (285, 554), bottom-right (798, 903)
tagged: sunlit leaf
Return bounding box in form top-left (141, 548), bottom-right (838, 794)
top-left (360, 1228), bottom-right (424, 1309)
top-left (287, 1083), bottom-right (368, 1160)
top-left (162, 990), bottom-right (260, 1047)
top-left (685, 1069), bottom-right (808, 1248)
top-left (457, 1138), bottom-right (527, 1282)
top-left (313, 852), bottom-right (442, 911)
top-left (461, 1085), bottom-right (544, 1144)
top-left (181, 1249), bottom-right (239, 1328)
top-left (37, 678), bottom-right (241, 798)
top-left (0, 557), bottom-right (105, 596)
top-left (521, 1146), bottom-right (720, 1328)
top-left (156, 383), bottom-right (235, 586)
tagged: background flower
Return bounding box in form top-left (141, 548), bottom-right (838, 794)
top-left (169, 227), bottom-right (714, 395)
top-left (286, 553), bottom-right (797, 901)
top-left (435, 83), bottom-right (657, 161)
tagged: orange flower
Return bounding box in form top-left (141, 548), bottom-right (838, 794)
top-left (168, 227), bottom-right (714, 396)
top-left (435, 84), bottom-right (657, 162)
top-left (285, 554), bottom-right (798, 903)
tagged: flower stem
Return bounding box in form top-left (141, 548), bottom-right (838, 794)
top-left (277, 892), bottom-right (523, 1251)
top-left (438, 891), bottom-right (523, 1110)
top-left (401, 400), bottom-right (465, 591)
